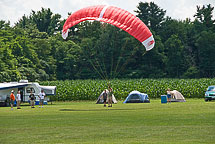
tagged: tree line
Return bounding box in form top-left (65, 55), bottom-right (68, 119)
top-left (0, 2), bottom-right (215, 82)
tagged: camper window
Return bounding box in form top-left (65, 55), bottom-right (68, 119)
top-left (26, 87), bottom-right (35, 93)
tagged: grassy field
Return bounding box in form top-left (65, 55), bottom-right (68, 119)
top-left (0, 99), bottom-right (215, 144)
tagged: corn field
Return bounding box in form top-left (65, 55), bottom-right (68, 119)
top-left (41, 79), bottom-right (215, 101)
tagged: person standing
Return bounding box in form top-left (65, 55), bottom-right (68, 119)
top-left (108, 86), bottom-right (113, 107)
top-left (38, 89), bottom-right (45, 108)
top-left (29, 91), bottom-right (35, 108)
top-left (10, 90), bottom-right (15, 110)
top-left (16, 90), bottom-right (21, 109)
top-left (167, 88), bottom-right (172, 104)
top-left (103, 89), bottom-right (107, 107)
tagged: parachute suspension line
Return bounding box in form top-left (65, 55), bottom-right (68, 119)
top-left (142, 51), bottom-right (147, 56)
top-left (89, 58), bottom-right (106, 80)
top-left (112, 39), bottom-right (128, 79)
top-left (83, 43), bottom-right (107, 81)
top-left (85, 53), bottom-right (106, 80)
top-left (114, 48), bottom-right (147, 78)
top-left (98, 43), bottom-right (109, 82)
top-left (110, 43), bottom-right (115, 79)
top-left (97, 6), bottom-right (111, 81)
top-left (95, 47), bottom-right (109, 82)
top-left (114, 48), bottom-right (137, 78)
top-left (100, 56), bottom-right (109, 81)
top-left (93, 51), bottom-right (109, 81)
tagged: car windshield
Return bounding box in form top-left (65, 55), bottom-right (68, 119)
top-left (207, 86), bottom-right (215, 91)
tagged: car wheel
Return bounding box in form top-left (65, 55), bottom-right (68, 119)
top-left (205, 98), bottom-right (209, 102)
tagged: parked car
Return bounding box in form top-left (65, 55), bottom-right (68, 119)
top-left (205, 86), bottom-right (215, 101)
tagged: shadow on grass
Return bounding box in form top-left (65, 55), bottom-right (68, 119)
top-left (59, 107), bottom-right (151, 112)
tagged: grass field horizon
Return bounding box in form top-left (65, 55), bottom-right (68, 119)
top-left (0, 99), bottom-right (215, 143)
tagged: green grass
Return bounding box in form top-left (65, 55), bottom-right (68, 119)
top-left (0, 99), bottom-right (215, 144)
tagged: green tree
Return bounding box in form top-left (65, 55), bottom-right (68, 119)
top-left (16, 8), bottom-right (61, 35)
top-left (184, 4), bottom-right (215, 78)
top-left (31, 38), bottom-right (56, 80)
top-left (136, 34), bottom-right (166, 78)
top-left (196, 31), bottom-right (215, 77)
top-left (0, 20), bottom-right (10, 30)
top-left (194, 4), bottom-right (215, 30)
top-left (53, 39), bottom-right (82, 80)
top-left (159, 18), bottom-right (187, 44)
top-left (135, 2), bottom-right (166, 31)
top-left (165, 35), bottom-right (187, 78)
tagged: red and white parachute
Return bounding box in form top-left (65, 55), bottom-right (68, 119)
top-left (62, 5), bottom-right (155, 51)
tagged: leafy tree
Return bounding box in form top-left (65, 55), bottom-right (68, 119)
top-left (16, 8), bottom-right (61, 35)
top-left (194, 4), bottom-right (215, 30)
top-left (135, 34), bottom-right (166, 78)
top-left (79, 37), bottom-right (100, 79)
top-left (165, 35), bottom-right (187, 78)
top-left (159, 17), bottom-right (187, 44)
top-left (135, 2), bottom-right (166, 31)
top-left (53, 39), bottom-right (82, 80)
top-left (182, 66), bottom-right (200, 78)
top-left (0, 20), bottom-right (10, 30)
top-left (15, 15), bottom-right (31, 29)
top-left (196, 31), bottom-right (215, 77)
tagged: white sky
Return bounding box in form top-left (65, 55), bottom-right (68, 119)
top-left (0, 0), bottom-right (214, 25)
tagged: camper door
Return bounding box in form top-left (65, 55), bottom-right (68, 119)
top-left (24, 84), bottom-right (40, 101)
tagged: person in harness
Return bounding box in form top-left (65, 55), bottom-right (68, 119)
top-left (108, 86), bottom-right (113, 107)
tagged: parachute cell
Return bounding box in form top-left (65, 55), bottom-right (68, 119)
top-left (62, 5), bottom-right (155, 51)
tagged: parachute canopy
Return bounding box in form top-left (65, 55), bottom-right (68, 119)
top-left (62, 5), bottom-right (155, 51)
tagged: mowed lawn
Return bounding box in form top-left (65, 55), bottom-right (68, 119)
top-left (0, 99), bottom-right (215, 144)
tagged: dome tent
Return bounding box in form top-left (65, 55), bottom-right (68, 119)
top-left (96, 89), bottom-right (117, 104)
top-left (171, 90), bottom-right (186, 102)
top-left (123, 91), bottom-right (150, 103)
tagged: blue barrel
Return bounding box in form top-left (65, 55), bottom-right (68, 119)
top-left (161, 95), bottom-right (167, 103)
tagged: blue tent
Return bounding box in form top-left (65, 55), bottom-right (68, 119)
top-left (123, 91), bottom-right (150, 103)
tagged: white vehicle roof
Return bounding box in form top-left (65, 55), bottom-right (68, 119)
top-left (0, 80), bottom-right (56, 94)
top-left (0, 82), bottom-right (29, 90)
top-left (40, 85), bottom-right (56, 90)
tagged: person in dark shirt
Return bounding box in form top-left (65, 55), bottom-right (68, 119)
top-left (29, 91), bottom-right (35, 108)
top-left (103, 89), bottom-right (107, 107)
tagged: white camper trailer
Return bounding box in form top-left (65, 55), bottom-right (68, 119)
top-left (0, 80), bottom-right (56, 106)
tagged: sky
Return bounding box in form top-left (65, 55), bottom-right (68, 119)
top-left (0, 0), bottom-right (214, 25)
